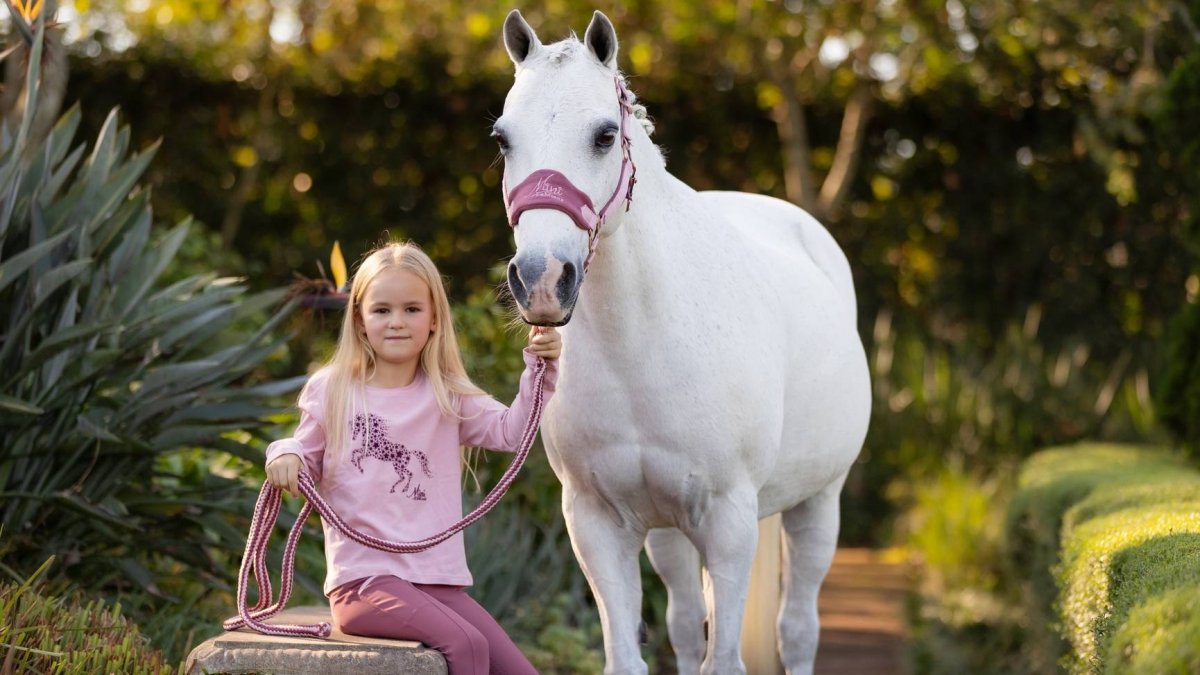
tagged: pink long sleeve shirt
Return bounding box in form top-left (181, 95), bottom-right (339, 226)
top-left (265, 350), bottom-right (557, 595)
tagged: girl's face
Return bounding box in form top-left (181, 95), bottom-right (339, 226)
top-left (358, 268), bottom-right (436, 378)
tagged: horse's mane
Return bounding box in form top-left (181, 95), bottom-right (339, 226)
top-left (539, 35), bottom-right (657, 138)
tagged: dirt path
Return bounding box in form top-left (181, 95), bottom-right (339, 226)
top-left (813, 548), bottom-right (911, 675)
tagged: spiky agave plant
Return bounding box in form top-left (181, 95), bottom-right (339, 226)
top-left (0, 20), bottom-right (301, 617)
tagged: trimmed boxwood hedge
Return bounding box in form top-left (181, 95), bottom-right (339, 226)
top-left (1006, 443), bottom-right (1200, 674)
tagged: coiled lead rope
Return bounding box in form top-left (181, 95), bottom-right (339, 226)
top-left (223, 357), bottom-right (548, 638)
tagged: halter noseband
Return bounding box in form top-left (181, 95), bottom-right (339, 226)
top-left (503, 76), bottom-right (638, 271)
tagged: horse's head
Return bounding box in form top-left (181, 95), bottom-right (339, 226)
top-left (497, 10), bottom-right (640, 326)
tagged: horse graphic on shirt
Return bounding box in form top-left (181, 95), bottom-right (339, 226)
top-left (349, 412), bottom-right (432, 500)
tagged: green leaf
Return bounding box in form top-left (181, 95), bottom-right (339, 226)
top-left (0, 164), bottom-right (21, 241)
top-left (234, 375), bottom-right (308, 399)
top-left (112, 218), bottom-right (189, 320)
top-left (145, 272), bottom-right (217, 305)
top-left (157, 304), bottom-right (239, 354)
top-left (45, 104), bottom-right (82, 169)
top-left (40, 143), bottom-right (85, 206)
top-left (0, 394), bottom-right (44, 416)
top-left (152, 423), bottom-right (252, 449)
top-left (137, 359), bottom-right (222, 397)
top-left (12, 20), bottom-right (44, 152)
top-left (0, 228), bottom-right (70, 294)
top-left (80, 108), bottom-right (121, 187)
top-left (111, 557), bottom-right (163, 597)
top-left (121, 288), bottom-right (239, 350)
top-left (106, 208), bottom-right (149, 285)
top-left (209, 436), bottom-right (269, 464)
top-left (92, 188), bottom-right (150, 252)
top-left (31, 258), bottom-right (91, 307)
top-left (54, 348), bottom-right (122, 394)
top-left (85, 142), bottom-right (159, 237)
top-left (164, 402), bottom-right (280, 425)
top-left (77, 414), bottom-right (121, 443)
top-left (40, 285), bottom-right (80, 386)
top-left (48, 491), bottom-right (140, 532)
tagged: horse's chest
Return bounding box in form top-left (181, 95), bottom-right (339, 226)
top-left (542, 374), bottom-right (750, 523)
top-left (545, 375), bottom-right (733, 448)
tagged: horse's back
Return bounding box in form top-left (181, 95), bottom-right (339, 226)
top-left (697, 190), bottom-right (857, 322)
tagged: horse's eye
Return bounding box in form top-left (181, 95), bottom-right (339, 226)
top-left (491, 131), bottom-right (510, 151)
top-left (594, 128), bottom-right (617, 149)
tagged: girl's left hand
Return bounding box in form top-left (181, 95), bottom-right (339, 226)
top-left (528, 326), bottom-right (562, 359)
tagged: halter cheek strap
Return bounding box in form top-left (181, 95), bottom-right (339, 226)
top-left (503, 76), bottom-right (638, 271)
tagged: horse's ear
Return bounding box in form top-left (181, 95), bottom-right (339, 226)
top-left (504, 9), bottom-right (542, 67)
top-left (584, 11), bottom-right (619, 70)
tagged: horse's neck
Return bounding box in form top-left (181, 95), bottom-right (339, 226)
top-left (573, 164), bottom-right (715, 336)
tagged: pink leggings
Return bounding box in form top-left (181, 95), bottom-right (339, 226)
top-left (328, 576), bottom-right (537, 675)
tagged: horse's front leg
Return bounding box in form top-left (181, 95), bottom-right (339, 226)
top-left (563, 488), bottom-right (648, 675)
top-left (645, 528), bottom-right (705, 674)
top-left (686, 488), bottom-right (759, 675)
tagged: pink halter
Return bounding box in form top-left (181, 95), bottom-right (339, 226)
top-left (503, 76), bottom-right (638, 271)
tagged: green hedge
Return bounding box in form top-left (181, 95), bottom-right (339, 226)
top-left (1006, 443), bottom-right (1200, 674)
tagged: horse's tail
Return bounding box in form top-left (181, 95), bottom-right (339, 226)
top-left (417, 451), bottom-right (432, 477)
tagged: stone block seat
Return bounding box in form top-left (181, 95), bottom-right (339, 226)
top-left (186, 606), bottom-right (447, 674)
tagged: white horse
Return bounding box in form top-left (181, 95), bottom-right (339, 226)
top-left (495, 10), bottom-right (871, 675)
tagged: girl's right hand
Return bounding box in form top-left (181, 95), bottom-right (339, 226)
top-left (528, 326), bottom-right (562, 359)
top-left (266, 453), bottom-right (304, 497)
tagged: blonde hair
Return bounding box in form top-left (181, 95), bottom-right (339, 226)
top-left (313, 241), bottom-right (485, 468)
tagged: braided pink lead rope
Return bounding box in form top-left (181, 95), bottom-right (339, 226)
top-left (223, 357), bottom-right (549, 638)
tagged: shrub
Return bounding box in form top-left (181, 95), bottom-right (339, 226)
top-left (1005, 444), bottom-right (1190, 604)
top-left (0, 558), bottom-right (174, 674)
top-left (1006, 444), bottom-right (1200, 673)
top-left (1104, 585), bottom-right (1200, 675)
top-left (1055, 477), bottom-right (1200, 673)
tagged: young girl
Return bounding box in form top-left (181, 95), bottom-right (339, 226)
top-left (265, 241), bottom-right (559, 675)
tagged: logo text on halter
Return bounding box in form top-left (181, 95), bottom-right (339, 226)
top-left (531, 175), bottom-right (566, 202)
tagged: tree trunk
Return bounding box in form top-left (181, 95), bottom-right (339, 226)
top-left (771, 87), bottom-right (819, 214)
top-left (817, 82), bottom-right (873, 219)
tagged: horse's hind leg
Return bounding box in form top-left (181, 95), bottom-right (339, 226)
top-left (645, 527), bottom-right (705, 674)
top-left (779, 474), bottom-right (847, 675)
top-left (391, 467), bottom-right (411, 494)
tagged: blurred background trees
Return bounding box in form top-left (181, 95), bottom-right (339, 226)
top-left (1, 0), bottom-right (1197, 671)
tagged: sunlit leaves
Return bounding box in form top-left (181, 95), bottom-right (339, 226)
top-left (52, 0), bottom-right (1196, 346)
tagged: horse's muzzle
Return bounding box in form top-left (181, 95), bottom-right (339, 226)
top-left (508, 253), bottom-right (580, 325)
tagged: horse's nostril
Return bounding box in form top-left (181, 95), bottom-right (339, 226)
top-left (556, 261), bottom-right (577, 300)
top-left (507, 262), bottom-right (529, 305)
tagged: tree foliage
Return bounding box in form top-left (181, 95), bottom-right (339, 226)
top-left (23, 0), bottom-right (1190, 547)
top-left (44, 0), bottom-right (1189, 356)
top-left (1155, 0), bottom-right (1200, 457)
